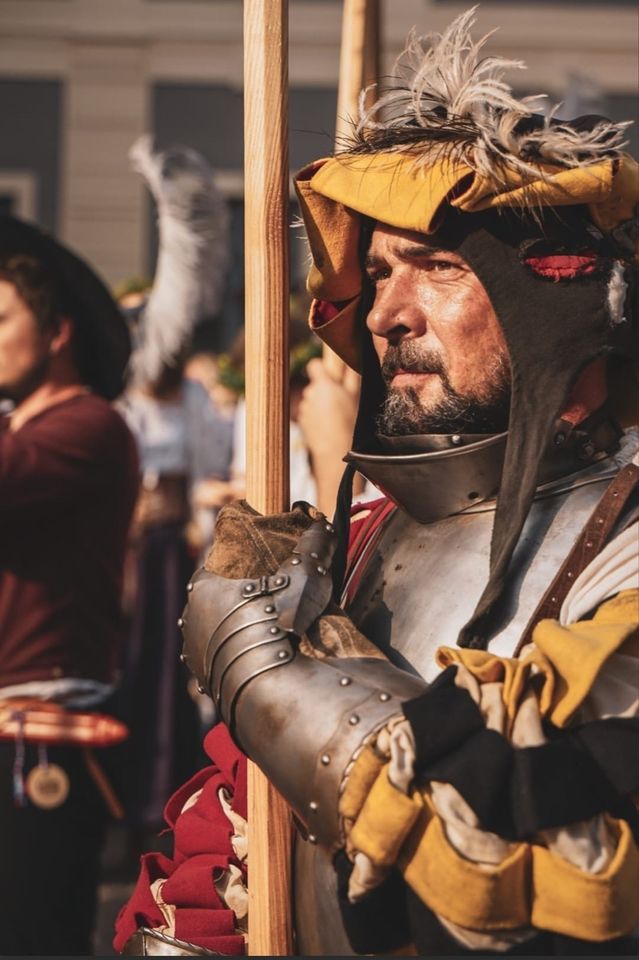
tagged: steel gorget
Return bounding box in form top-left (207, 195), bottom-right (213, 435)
top-left (345, 412), bottom-right (621, 524)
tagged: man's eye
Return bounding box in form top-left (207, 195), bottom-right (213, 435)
top-left (367, 269), bottom-right (390, 285)
top-left (429, 260), bottom-right (458, 271)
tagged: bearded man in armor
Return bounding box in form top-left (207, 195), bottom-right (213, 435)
top-left (116, 9), bottom-right (639, 956)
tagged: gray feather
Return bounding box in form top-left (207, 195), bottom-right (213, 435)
top-left (349, 7), bottom-right (630, 189)
top-left (128, 135), bottom-right (230, 386)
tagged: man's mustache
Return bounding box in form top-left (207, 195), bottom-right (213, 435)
top-left (381, 343), bottom-right (446, 383)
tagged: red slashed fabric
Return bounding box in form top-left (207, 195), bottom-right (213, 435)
top-left (114, 504), bottom-right (391, 955)
top-left (113, 724), bottom-right (247, 954)
top-left (524, 252), bottom-right (599, 281)
top-left (162, 855), bottom-right (236, 909)
top-left (348, 496), bottom-right (388, 546)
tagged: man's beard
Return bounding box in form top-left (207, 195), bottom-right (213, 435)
top-left (376, 342), bottom-right (511, 436)
top-left (0, 352), bottom-right (51, 406)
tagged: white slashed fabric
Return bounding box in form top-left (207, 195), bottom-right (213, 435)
top-left (560, 522), bottom-right (639, 627)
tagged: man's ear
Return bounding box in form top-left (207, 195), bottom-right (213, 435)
top-left (49, 315), bottom-right (74, 356)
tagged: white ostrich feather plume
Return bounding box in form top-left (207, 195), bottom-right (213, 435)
top-left (128, 135), bottom-right (231, 386)
top-left (350, 7), bottom-right (630, 186)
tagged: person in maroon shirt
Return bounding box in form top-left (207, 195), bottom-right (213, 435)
top-left (0, 216), bottom-right (138, 955)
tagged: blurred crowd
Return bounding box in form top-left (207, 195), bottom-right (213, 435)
top-left (113, 283), bottom-right (369, 857)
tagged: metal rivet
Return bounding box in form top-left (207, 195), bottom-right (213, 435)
top-left (348, 714), bottom-right (360, 725)
top-left (291, 558), bottom-right (301, 566)
top-left (612, 491), bottom-right (619, 498)
top-left (379, 692), bottom-right (390, 702)
top-left (585, 541), bottom-right (593, 549)
top-left (567, 571), bottom-right (574, 579)
top-left (596, 517), bottom-right (604, 525)
top-left (325, 523), bottom-right (334, 533)
top-left (265, 604), bottom-right (275, 614)
top-left (451, 434), bottom-right (462, 445)
top-left (554, 432), bottom-right (566, 446)
top-left (308, 834), bottom-right (318, 844)
top-left (177, 617), bottom-right (185, 628)
top-left (317, 566), bottom-right (326, 575)
top-left (320, 754), bottom-right (331, 765)
top-left (550, 596), bottom-right (558, 604)
top-left (270, 626), bottom-right (279, 635)
top-left (277, 650), bottom-right (288, 660)
top-left (186, 582), bottom-right (194, 592)
top-left (179, 653), bottom-right (187, 663)
top-left (197, 684), bottom-right (206, 694)
top-left (244, 583), bottom-right (255, 593)
top-left (310, 552), bottom-right (319, 560)
top-left (275, 576), bottom-right (285, 586)
top-left (309, 801), bottom-right (319, 812)
top-left (339, 677), bottom-right (352, 687)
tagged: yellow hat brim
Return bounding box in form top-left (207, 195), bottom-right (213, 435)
top-left (295, 151), bottom-right (639, 371)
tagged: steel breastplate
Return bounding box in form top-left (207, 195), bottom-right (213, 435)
top-left (293, 449), bottom-right (635, 956)
top-left (344, 456), bottom-right (624, 681)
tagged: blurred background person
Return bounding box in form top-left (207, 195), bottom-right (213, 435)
top-left (194, 302), bottom-right (380, 521)
top-left (183, 350), bottom-right (238, 558)
top-left (0, 216), bottom-right (138, 955)
top-left (115, 137), bottom-right (233, 853)
top-left (297, 356), bottom-right (376, 516)
top-left (197, 304), bottom-right (325, 512)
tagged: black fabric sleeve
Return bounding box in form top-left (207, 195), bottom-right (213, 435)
top-left (403, 666), bottom-right (639, 840)
top-left (334, 850), bottom-right (411, 955)
top-left (402, 665), bottom-right (485, 768)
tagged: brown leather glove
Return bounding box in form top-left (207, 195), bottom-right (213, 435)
top-left (204, 499), bottom-right (383, 660)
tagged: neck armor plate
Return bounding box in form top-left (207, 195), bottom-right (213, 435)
top-left (345, 413), bottom-right (621, 524)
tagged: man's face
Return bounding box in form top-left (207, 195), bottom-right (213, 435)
top-left (0, 279), bottom-right (51, 403)
top-left (365, 223), bottom-right (511, 435)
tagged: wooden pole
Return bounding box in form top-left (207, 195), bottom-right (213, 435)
top-left (325, 0), bottom-right (380, 381)
top-left (244, 0), bottom-right (293, 954)
top-left (335, 0), bottom-right (380, 149)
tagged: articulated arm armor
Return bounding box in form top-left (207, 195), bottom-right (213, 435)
top-left (180, 510), bottom-right (425, 850)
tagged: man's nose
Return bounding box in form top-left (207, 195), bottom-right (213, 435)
top-left (366, 282), bottom-right (426, 344)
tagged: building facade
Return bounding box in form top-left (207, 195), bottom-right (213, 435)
top-left (0, 0), bottom-right (636, 342)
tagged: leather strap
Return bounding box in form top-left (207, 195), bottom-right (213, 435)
top-left (516, 462), bottom-right (639, 653)
top-left (83, 747), bottom-right (125, 820)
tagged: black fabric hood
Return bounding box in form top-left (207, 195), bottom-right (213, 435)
top-left (346, 206), bottom-right (632, 649)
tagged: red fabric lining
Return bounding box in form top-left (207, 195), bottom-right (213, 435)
top-left (524, 253), bottom-right (599, 280)
top-left (312, 299), bottom-right (340, 326)
top-left (343, 498), bottom-right (396, 606)
top-left (310, 297), bottom-right (356, 329)
top-left (348, 497), bottom-right (388, 549)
